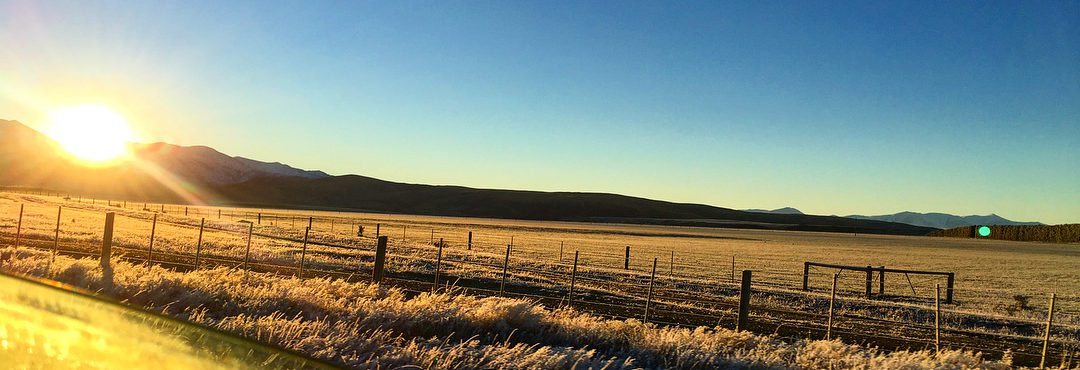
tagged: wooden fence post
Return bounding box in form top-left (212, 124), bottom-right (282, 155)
top-left (1041, 293), bottom-right (1057, 368)
top-left (430, 229), bottom-right (434, 244)
top-left (299, 227), bottom-right (310, 280)
top-left (669, 251), bottom-right (674, 276)
top-left (243, 223), bottom-right (253, 270)
top-left (737, 270), bottom-right (752, 332)
top-left (433, 238), bottom-right (443, 292)
top-left (218, 209), bottom-right (221, 219)
top-left (376, 223), bottom-right (380, 239)
top-left (624, 246), bottom-right (630, 270)
top-left (803, 262), bottom-right (811, 291)
top-left (467, 231), bottom-right (472, 250)
top-left (308, 217), bottom-right (313, 230)
top-left (402, 225), bottom-right (406, 242)
top-left (559, 242), bottom-right (564, 263)
top-left (935, 284), bottom-right (941, 353)
top-left (100, 212), bottom-right (115, 268)
top-left (373, 236), bottom-right (388, 282)
top-left (500, 244), bottom-right (511, 296)
top-left (826, 272), bottom-right (838, 340)
top-left (945, 273), bottom-right (955, 304)
top-left (731, 256), bottom-right (736, 283)
top-left (645, 257), bottom-right (658, 323)
top-left (864, 265), bottom-right (873, 299)
top-left (879, 266), bottom-right (885, 295)
top-left (14, 204), bottom-right (23, 249)
top-left (185, 207), bottom-right (188, 216)
top-left (569, 251), bottom-right (579, 307)
top-left (195, 218), bottom-right (204, 270)
top-left (257, 212), bottom-right (261, 225)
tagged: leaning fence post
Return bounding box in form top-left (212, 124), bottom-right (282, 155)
top-left (373, 236), bottom-right (388, 282)
top-left (433, 238), bottom-right (443, 292)
top-left (100, 212), bottom-right (115, 268)
top-left (645, 257), bottom-right (658, 323)
top-left (243, 222), bottom-right (253, 270)
top-left (194, 218), bottom-right (204, 270)
top-left (148, 213), bottom-right (158, 266)
top-left (935, 284), bottom-right (941, 354)
top-left (624, 245), bottom-right (630, 270)
top-left (500, 244), bottom-right (511, 296)
top-left (14, 204), bottom-right (23, 249)
top-left (826, 273), bottom-right (838, 340)
top-left (51, 206), bottom-right (61, 265)
top-left (299, 227), bottom-right (310, 280)
top-left (803, 261), bottom-right (810, 291)
top-left (1041, 293), bottom-right (1057, 368)
top-left (737, 270), bottom-right (752, 331)
top-left (568, 251), bottom-right (579, 306)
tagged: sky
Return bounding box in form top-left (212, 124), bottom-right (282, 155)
top-left (1, 1), bottom-right (1078, 224)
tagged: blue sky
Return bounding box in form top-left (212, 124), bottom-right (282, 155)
top-left (2, 1), bottom-right (1078, 224)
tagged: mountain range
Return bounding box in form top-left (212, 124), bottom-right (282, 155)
top-left (846, 212), bottom-right (1042, 229)
top-left (2, 118), bottom-right (942, 235)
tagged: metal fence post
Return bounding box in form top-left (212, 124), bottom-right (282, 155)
top-left (14, 204), bottom-right (23, 249)
top-left (568, 251), bottom-right (579, 307)
top-left (195, 218), bottom-right (204, 270)
top-left (935, 284), bottom-right (941, 353)
top-left (433, 238), bottom-right (443, 292)
top-left (299, 227), bottom-right (310, 280)
top-left (500, 244), bottom-right (511, 296)
top-left (827, 273), bottom-right (838, 340)
top-left (373, 236), bottom-right (388, 282)
top-left (148, 213), bottom-right (157, 266)
top-left (243, 222), bottom-right (253, 270)
top-left (1041, 293), bottom-right (1057, 368)
top-left (51, 206), bottom-right (61, 265)
top-left (645, 257), bottom-right (658, 323)
top-left (737, 270), bottom-right (752, 331)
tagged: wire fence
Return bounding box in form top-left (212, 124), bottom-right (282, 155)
top-left (1, 191), bottom-right (1078, 367)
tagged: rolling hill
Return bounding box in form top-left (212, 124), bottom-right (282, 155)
top-left (1, 119), bottom-right (936, 235)
top-left (847, 211), bottom-right (1042, 229)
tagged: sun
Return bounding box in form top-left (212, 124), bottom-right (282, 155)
top-left (45, 104), bottom-right (135, 165)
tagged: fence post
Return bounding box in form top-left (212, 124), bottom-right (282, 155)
top-left (185, 207), bottom-right (188, 216)
top-left (624, 246), bottom-right (630, 270)
top-left (218, 209), bottom-right (221, 219)
top-left (827, 273), bottom-right (838, 340)
top-left (803, 261), bottom-right (810, 291)
top-left (731, 256), bottom-right (736, 283)
top-left (945, 273), bottom-right (954, 304)
top-left (148, 213), bottom-right (157, 266)
top-left (467, 231), bottom-right (472, 250)
top-left (864, 266), bottom-right (873, 299)
top-left (879, 266), bottom-right (885, 295)
top-left (645, 257), bottom-right (657, 323)
top-left (1041, 293), bottom-right (1057, 368)
top-left (433, 238), bottom-right (443, 292)
top-left (430, 229), bottom-right (434, 244)
top-left (559, 242), bottom-right (564, 263)
top-left (299, 227), bottom-right (310, 280)
top-left (402, 225), bottom-right (406, 242)
top-left (500, 244), bottom-right (511, 296)
top-left (376, 223), bottom-right (380, 239)
top-left (669, 251), bottom-right (674, 276)
top-left (373, 236), bottom-right (388, 282)
top-left (935, 284), bottom-right (941, 354)
top-left (195, 218), bottom-right (204, 270)
top-left (308, 217), bottom-right (313, 230)
top-left (737, 270), bottom-right (752, 332)
top-left (51, 206), bottom-right (61, 265)
top-left (257, 212), bottom-right (261, 225)
top-left (14, 204), bottom-right (23, 249)
top-left (569, 251), bottom-right (579, 307)
top-left (243, 223), bottom-right (253, 270)
top-left (100, 212), bottom-right (115, 268)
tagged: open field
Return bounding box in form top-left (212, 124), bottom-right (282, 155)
top-left (2, 191), bottom-right (1079, 367)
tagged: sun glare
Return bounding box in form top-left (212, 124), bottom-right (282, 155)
top-left (46, 104), bottom-right (135, 165)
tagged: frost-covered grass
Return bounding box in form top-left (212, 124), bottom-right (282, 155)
top-left (0, 246), bottom-right (1024, 369)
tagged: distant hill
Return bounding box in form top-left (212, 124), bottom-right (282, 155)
top-left (846, 211), bottom-right (1042, 229)
top-left (744, 207), bottom-right (804, 215)
top-left (0, 118), bottom-right (937, 236)
top-left (930, 224), bottom-right (1080, 243)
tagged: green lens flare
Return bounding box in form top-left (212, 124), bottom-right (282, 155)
top-left (978, 226), bottom-right (991, 237)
